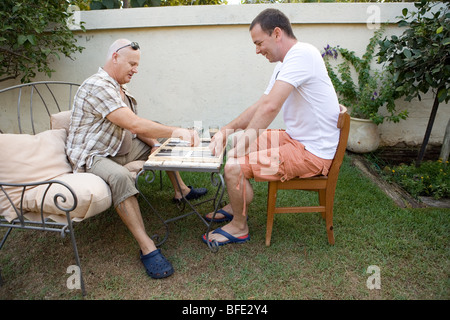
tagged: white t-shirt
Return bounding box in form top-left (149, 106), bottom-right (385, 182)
top-left (264, 42), bottom-right (340, 159)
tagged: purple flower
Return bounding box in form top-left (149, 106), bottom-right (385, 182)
top-left (322, 45), bottom-right (339, 59)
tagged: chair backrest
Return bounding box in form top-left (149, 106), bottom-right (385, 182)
top-left (327, 105), bottom-right (350, 179)
top-left (0, 81), bottom-right (79, 134)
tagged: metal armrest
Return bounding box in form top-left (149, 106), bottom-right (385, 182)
top-left (0, 179), bottom-right (78, 232)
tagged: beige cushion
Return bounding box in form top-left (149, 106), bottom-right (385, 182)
top-left (22, 173), bottom-right (112, 223)
top-left (0, 129), bottom-right (111, 222)
top-left (50, 110), bottom-right (71, 134)
top-left (0, 129), bottom-right (72, 221)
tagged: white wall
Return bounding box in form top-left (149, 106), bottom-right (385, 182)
top-left (1, 3), bottom-right (448, 146)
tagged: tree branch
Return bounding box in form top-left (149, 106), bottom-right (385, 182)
top-left (0, 75), bottom-right (18, 83)
top-left (0, 47), bottom-right (32, 61)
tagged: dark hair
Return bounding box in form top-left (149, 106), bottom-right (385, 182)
top-left (249, 8), bottom-right (297, 40)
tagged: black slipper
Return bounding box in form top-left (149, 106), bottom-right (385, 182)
top-left (172, 186), bottom-right (208, 203)
top-left (140, 249), bottom-right (174, 279)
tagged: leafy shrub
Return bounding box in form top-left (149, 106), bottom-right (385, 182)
top-left (322, 28), bottom-right (408, 125)
top-left (0, 0), bottom-right (85, 83)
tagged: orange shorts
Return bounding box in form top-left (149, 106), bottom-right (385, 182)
top-left (237, 129), bottom-right (332, 182)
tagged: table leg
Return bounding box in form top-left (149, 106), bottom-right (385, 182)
top-left (136, 169), bottom-right (226, 252)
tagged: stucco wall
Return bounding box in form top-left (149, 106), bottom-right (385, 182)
top-left (1, 3), bottom-right (448, 146)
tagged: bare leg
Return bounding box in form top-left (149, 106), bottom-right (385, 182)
top-left (148, 145), bottom-right (195, 200)
top-left (116, 195), bottom-right (156, 255)
top-left (205, 159), bottom-right (253, 243)
top-left (166, 171), bottom-right (192, 199)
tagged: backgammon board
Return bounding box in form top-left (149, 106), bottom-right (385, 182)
top-left (144, 138), bottom-right (224, 172)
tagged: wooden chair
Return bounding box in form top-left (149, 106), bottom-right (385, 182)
top-left (265, 105), bottom-right (350, 246)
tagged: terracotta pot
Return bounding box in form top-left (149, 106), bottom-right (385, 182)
top-left (347, 117), bottom-right (380, 153)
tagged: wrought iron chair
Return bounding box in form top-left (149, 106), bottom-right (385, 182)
top-left (265, 105), bottom-right (350, 246)
top-left (0, 81), bottom-right (88, 295)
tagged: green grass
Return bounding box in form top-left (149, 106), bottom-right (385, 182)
top-left (0, 154), bottom-right (449, 300)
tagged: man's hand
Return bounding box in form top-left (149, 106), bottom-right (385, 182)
top-left (226, 130), bottom-right (255, 158)
top-left (208, 129), bottom-right (227, 156)
top-left (172, 127), bottom-right (200, 147)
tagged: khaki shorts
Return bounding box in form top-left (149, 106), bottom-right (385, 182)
top-left (87, 138), bottom-right (151, 207)
top-left (237, 129), bottom-right (332, 182)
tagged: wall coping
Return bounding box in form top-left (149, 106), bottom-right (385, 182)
top-left (72, 3), bottom-right (420, 31)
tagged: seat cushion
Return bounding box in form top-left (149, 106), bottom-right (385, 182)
top-left (22, 173), bottom-right (112, 223)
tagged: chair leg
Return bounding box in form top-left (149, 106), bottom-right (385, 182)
top-left (0, 227), bottom-right (12, 288)
top-left (266, 182), bottom-right (277, 246)
top-left (325, 211), bottom-right (335, 245)
top-left (324, 189), bottom-right (335, 245)
top-left (318, 189), bottom-right (326, 220)
top-left (65, 217), bottom-right (86, 296)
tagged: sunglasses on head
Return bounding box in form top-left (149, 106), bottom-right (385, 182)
top-left (115, 42), bottom-right (140, 53)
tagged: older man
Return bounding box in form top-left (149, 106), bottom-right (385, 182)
top-left (67, 39), bottom-right (207, 279)
top-left (204, 9), bottom-right (340, 246)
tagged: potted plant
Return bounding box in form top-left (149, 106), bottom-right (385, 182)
top-left (322, 27), bottom-right (408, 153)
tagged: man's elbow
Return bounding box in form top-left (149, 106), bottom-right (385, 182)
top-left (127, 119), bottom-right (144, 135)
top-left (261, 99), bottom-right (281, 115)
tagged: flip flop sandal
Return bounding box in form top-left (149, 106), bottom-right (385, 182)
top-left (204, 209), bottom-right (234, 223)
top-left (202, 227), bottom-right (250, 246)
top-left (140, 249), bottom-right (174, 279)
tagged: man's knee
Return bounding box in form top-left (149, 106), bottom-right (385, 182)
top-left (109, 165), bottom-right (134, 185)
top-left (225, 160), bottom-right (244, 179)
top-left (89, 157), bottom-right (138, 207)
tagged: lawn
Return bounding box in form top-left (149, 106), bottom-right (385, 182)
top-left (0, 154), bottom-right (448, 300)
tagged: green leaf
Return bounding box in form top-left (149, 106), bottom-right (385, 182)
top-left (403, 49), bottom-right (412, 59)
top-left (398, 20), bottom-right (409, 28)
top-left (104, 0), bottom-right (114, 8)
top-left (0, 25), bottom-right (13, 32)
top-left (402, 8), bottom-right (408, 17)
top-left (89, 1), bottom-right (105, 10)
top-left (436, 26), bottom-right (443, 34)
top-left (40, 47), bottom-right (51, 55)
top-left (27, 35), bottom-right (37, 46)
top-left (131, 0), bottom-right (147, 6)
top-left (437, 88), bottom-right (447, 103)
top-left (17, 34), bottom-right (27, 45)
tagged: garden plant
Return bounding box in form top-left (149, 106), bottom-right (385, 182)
top-left (322, 27), bottom-right (408, 125)
top-left (377, 1), bottom-right (450, 166)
